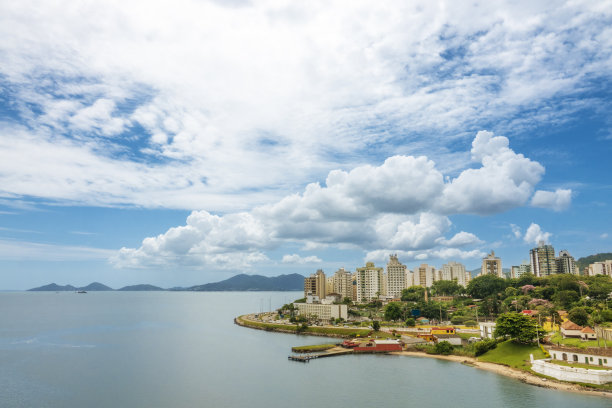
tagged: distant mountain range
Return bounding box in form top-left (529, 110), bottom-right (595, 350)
top-left (28, 273), bottom-right (305, 292)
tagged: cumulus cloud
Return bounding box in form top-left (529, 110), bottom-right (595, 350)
top-left (523, 223), bottom-right (552, 245)
top-left (510, 224), bottom-right (522, 239)
top-left (281, 254), bottom-right (322, 264)
top-left (530, 189), bottom-right (572, 211)
top-left (436, 231), bottom-right (483, 247)
top-left (0, 1), bottom-right (610, 211)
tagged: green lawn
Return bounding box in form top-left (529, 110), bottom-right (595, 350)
top-left (237, 316), bottom-right (371, 337)
top-left (549, 332), bottom-right (603, 349)
top-left (292, 344), bottom-right (337, 352)
top-left (550, 360), bottom-right (610, 371)
top-left (478, 340), bottom-right (547, 371)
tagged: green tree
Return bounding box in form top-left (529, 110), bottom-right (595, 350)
top-left (401, 286), bottom-right (425, 302)
top-left (434, 341), bottom-right (454, 355)
top-left (568, 307), bottom-right (589, 327)
top-left (384, 302), bottom-right (403, 321)
top-left (431, 280), bottom-right (463, 296)
top-left (553, 290), bottom-right (580, 309)
top-left (467, 275), bottom-right (507, 299)
top-left (494, 312), bottom-right (544, 344)
top-left (405, 318), bottom-right (416, 327)
top-left (372, 320), bottom-right (381, 331)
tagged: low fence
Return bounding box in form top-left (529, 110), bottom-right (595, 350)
top-left (531, 357), bottom-right (612, 385)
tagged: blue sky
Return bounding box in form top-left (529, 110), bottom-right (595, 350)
top-left (0, 1), bottom-right (611, 289)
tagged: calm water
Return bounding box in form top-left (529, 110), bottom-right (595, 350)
top-left (0, 291), bottom-right (610, 408)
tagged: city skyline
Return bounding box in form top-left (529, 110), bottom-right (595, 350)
top-left (1, 1), bottom-right (611, 289)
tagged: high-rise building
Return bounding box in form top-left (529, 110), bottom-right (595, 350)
top-left (440, 261), bottom-right (470, 287)
top-left (556, 250), bottom-right (578, 275)
top-left (481, 251), bottom-right (503, 278)
top-left (304, 269), bottom-right (326, 299)
top-left (332, 268), bottom-right (353, 300)
top-left (414, 264), bottom-right (436, 288)
top-left (588, 260), bottom-right (612, 277)
top-left (356, 262), bottom-right (384, 303)
top-left (385, 254), bottom-right (407, 298)
top-left (530, 241), bottom-right (557, 277)
top-left (511, 260), bottom-right (531, 279)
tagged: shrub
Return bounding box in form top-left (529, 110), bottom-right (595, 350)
top-left (473, 338), bottom-right (497, 356)
top-left (451, 316), bottom-right (465, 325)
top-left (405, 318), bottom-right (416, 327)
top-left (434, 341), bottom-right (454, 355)
top-left (464, 320), bottom-right (477, 327)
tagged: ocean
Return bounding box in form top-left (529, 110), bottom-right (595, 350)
top-left (0, 291), bottom-right (610, 408)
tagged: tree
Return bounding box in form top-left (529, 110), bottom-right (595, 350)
top-left (434, 341), bottom-right (454, 355)
top-left (372, 320), bottom-right (381, 331)
top-left (568, 307), bottom-right (589, 327)
top-left (467, 275), bottom-right (507, 299)
top-left (401, 286), bottom-right (425, 302)
top-left (553, 290), bottom-right (580, 309)
top-left (431, 280), bottom-right (463, 296)
top-left (384, 302), bottom-right (403, 321)
top-left (494, 312), bottom-right (544, 344)
top-left (405, 318), bottom-right (416, 327)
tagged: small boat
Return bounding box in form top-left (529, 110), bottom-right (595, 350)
top-left (76, 290), bottom-right (87, 294)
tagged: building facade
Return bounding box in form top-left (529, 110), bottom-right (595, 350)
top-left (440, 261), bottom-right (470, 287)
top-left (530, 241), bottom-right (557, 277)
top-left (511, 260), bottom-right (531, 279)
top-left (556, 250), bottom-right (578, 275)
top-left (293, 303), bottom-right (348, 322)
top-left (332, 268), bottom-right (353, 300)
top-left (414, 264), bottom-right (436, 288)
top-left (385, 254), bottom-right (407, 298)
top-left (304, 269), bottom-right (327, 299)
top-left (481, 251), bottom-right (503, 278)
top-left (356, 262), bottom-right (384, 302)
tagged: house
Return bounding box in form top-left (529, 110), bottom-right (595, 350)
top-left (353, 339), bottom-right (402, 352)
top-left (416, 317), bottom-right (430, 325)
top-left (430, 327), bottom-right (455, 335)
top-left (561, 321), bottom-right (583, 338)
top-left (479, 322), bottom-right (496, 339)
top-left (548, 346), bottom-right (612, 368)
top-left (581, 327), bottom-right (597, 341)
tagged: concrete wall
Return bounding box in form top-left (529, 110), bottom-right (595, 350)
top-left (531, 358), bottom-right (612, 385)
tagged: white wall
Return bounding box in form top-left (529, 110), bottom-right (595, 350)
top-left (531, 359), bottom-right (612, 385)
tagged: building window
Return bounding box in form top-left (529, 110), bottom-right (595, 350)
top-left (562, 353), bottom-right (567, 361)
top-left (590, 357), bottom-right (594, 362)
top-left (573, 355), bottom-right (578, 362)
top-left (586, 357), bottom-right (589, 364)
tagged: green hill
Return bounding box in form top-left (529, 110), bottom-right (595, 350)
top-left (576, 252), bottom-right (612, 271)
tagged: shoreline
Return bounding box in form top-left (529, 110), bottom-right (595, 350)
top-left (236, 315), bottom-right (611, 398)
top-left (392, 351), bottom-right (611, 398)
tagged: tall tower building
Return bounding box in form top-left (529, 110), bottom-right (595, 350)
top-left (304, 269), bottom-right (326, 299)
top-left (356, 262), bottom-right (384, 303)
top-left (332, 268), bottom-right (353, 300)
top-left (530, 241), bottom-right (557, 277)
top-left (414, 264), bottom-right (436, 288)
top-left (556, 250), bottom-right (577, 275)
top-left (481, 251), bottom-right (503, 278)
top-left (385, 254), bottom-right (407, 298)
top-left (440, 261), bottom-right (470, 287)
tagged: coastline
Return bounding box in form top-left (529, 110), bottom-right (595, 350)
top-left (392, 351), bottom-right (611, 398)
top-left (236, 316), bottom-right (611, 398)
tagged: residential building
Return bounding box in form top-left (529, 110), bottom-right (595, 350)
top-left (561, 320), bottom-right (583, 338)
top-left (530, 241), bottom-right (557, 277)
top-left (332, 268), bottom-right (353, 300)
top-left (413, 264), bottom-right (436, 288)
top-left (511, 260), bottom-right (531, 279)
top-left (325, 276), bottom-right (334, 295)
top-left (304, 269), bottom-right (326, 299)
top-left (293, 302), bottom-right (348, 322)
top-left (356, 262), bottom-right (384, 302)
top-left (481, 251), bottom-right (503, 278)
top-left (588, 260), bottom-right (612, 277)
top-left (385, 254), bottom-right (407, 298)
top-left (440, 261), bottom-right (470, 287)
top-left (556, 250), bottom-right (578, 275)
top-left (479, 322), bottom-right (496, 339)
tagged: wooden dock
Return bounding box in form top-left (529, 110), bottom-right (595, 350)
top-left (288, 354), bottom-right (318, 362)
top-left (288, 348), bottom-right (353, 362)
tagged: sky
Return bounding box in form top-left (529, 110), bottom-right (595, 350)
top-left (0, 0), bottom-right (611, 290)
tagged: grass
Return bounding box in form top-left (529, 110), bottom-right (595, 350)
top-left (549, 332), bottom-right (603, 349)
top-left (549, 360), bottom-right (610, 371)
top-left (292, 344), bottom-right (337, 353)
top-left (237, 316), bottom-right (371, 337)
top-left (478, 340), bottom-right (547, 371)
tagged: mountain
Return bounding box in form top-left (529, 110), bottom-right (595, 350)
top-left (79, 282), bottom-right (114, 291)
top-left (576, 253), bottom-right (612, 272)
top-left (185, 273), bottom-right (305, 291)
top-left (118, 284), bottom-right (165, 291)
top-left (28, 283), bottom-right (77, 291)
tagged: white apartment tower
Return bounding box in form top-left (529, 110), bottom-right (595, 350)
top-left (385, 254), bottom-right (407, 298)
top-left (481, 251), bottom-right (503, 278)
top-left (440, 261), bottom-right (470, 287)
top-left (332, 268), bottom-right (353, 300)
top-left (356, 262), bottom-right (384, 303)
top-left (414, 264), bottom-right (436, 288)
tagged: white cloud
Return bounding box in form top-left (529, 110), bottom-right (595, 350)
top-left (281, 254), bottom-right (322, 264)
top-left (0, 1), bottom-right (610, 211)
top-left (365, 248), bottom-right (486, 264)
top-left (530, 189), bottom-right (572, 211)
top-left (523, 223), bottom-right (552, 245)
top-left (601, 233), bottom-right (609, 239)
top-left (0, 239), bottom-right (114, 261)
top-left (510, 224), bottom-right (522, 239)
top-left (436, 231), bottom-right (483, 247)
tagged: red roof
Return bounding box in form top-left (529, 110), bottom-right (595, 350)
top-left (561, 320), bottom-right (583, 331)
top-left (581, 327), bottom-right (595, 334)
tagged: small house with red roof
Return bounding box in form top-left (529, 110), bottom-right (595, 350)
top-left (581, 327), bottom-right (597, 341)
top-left (561, 320), bottom-right (584, 338)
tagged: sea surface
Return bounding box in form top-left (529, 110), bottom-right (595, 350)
top-left (0, 291), bottom-right (610, 408)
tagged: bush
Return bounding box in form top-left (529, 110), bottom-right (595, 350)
top-left (405, 318), bottom-right (416, 327)
top-left (451, 316), bottom-right (465, 325)
top-left (464, 320), bottom-right (477, 327)
top-left (473, 338), bottom-right (497, 356)
top-left (434, 341), bottom-right (454, 355)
